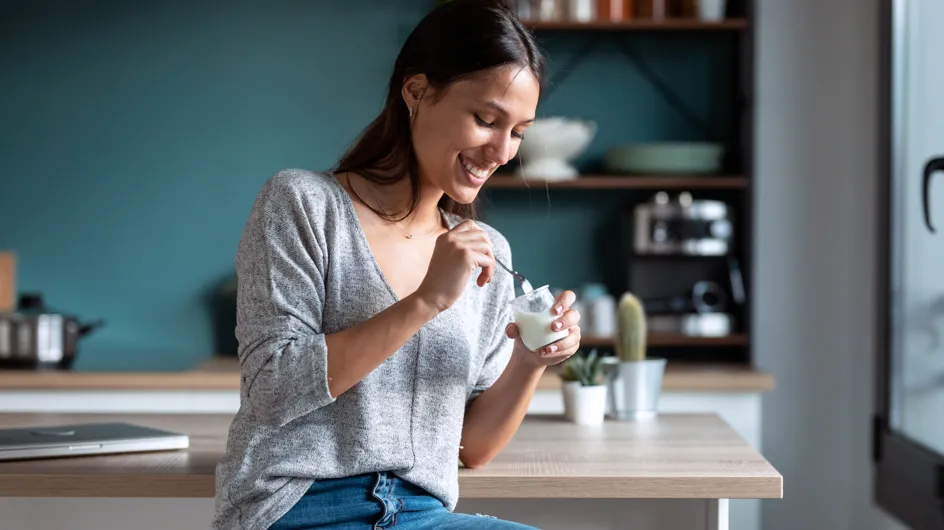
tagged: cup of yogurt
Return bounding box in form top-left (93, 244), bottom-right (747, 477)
top-left (509, 285), bottom-right (569, 351)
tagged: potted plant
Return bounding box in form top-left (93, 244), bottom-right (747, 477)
top-left (559, 349), bottom-right (608, 426)
top-left (608, 292), bottom-right (667, 420)
top-left (559, 355), bottom-right (582, 421)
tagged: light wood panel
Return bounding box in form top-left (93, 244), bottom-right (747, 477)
top-left (521, 19), bottom-right (748, 31)
top-left (0, 369), bottom-right (240, 391)
top-left (536, 363), bottom-right (775, 393)
top-left (0, 358), bottom-right (774, 393)
top-left (0, 252), bottom-right (15, 312)
top-left (483, 175), bottom-right (748, 190)
top-left (0, 412), bottom-right (782, 500)
top-left (580, 334), bottom-right (749, 348)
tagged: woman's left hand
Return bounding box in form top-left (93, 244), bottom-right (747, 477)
top-left (505, 290), bottom-right (581, 368)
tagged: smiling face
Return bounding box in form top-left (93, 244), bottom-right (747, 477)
top-left (404, 64), bottom-right (541, 204)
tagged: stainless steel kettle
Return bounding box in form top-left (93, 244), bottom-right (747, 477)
top-left (0, 293), bottom-right (105, 370)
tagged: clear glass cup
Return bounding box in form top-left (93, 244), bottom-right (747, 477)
top-left (509, 285), bottom-right (569, 351)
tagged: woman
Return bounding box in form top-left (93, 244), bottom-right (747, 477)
top-left (212, 1), bottom-right (582, 529)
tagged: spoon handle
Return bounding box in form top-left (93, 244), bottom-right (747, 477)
top-left (495, 257), bottom-right (531, 291)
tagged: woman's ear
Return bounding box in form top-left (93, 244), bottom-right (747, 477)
top-left (401, 74), bottom-right (429, 116)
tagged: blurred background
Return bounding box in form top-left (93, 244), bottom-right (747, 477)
top-left (1, 0), bottom-right (939, 529)
top-left (0, 0), bottom-right (752, 372)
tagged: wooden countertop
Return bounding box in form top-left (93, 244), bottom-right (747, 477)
top-left (0, 358), bottom-right (775, 393)
top-left (0, 412), bottom-right (782, 499)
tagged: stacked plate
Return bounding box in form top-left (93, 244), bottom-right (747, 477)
top-left (603, 142), bottom-right (725, 175)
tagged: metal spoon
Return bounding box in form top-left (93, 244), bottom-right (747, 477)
top-left (495, 257), bottom-right (533, 294)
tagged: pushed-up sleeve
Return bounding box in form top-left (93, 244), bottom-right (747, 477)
top-left (467, 235), bottom-right (515, 404)
top-left (235, 175), bottom-right (336, 427)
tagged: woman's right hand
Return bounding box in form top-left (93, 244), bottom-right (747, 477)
top-left (416, 220), bottom-right (495, 313)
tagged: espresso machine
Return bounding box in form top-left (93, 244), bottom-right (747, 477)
top-left (633, 191), bottom-right (733, 256)
top-left (624, 191), bottom-right (745, 338)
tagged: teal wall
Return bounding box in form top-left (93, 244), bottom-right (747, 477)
top-left (0, 1), bottom-right (734, 370)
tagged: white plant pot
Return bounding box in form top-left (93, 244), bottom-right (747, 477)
top-left (698, 0), bottom-right (727, 21)
top-left (606, 358), bottom-right (667, 420)
top-left (570, 384), bottom-right (608, 426)
top-left (561, 380), bottom-right (582, 421)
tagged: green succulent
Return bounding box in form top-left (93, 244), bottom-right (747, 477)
top-left (560, 349), bottom-right (605, 386)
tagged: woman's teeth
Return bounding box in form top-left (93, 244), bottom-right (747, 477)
top-left (462, 158), bottom-right (489, 179)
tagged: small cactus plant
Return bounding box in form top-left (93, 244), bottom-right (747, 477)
top-left (617, 292), bottom-right (647, 362)
top-left (560, 349), bottom-right (604, 386)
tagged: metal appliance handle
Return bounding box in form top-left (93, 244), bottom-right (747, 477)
top-left (922, 156), bottom-right (944, 233)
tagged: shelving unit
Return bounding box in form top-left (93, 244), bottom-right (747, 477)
top-left (484, 175), bottom-right (748, 190)
top-left (581, 333), bottom-right (749, 348)
top-left (482, 1), bottom-right (757, 366)
top-left (521, 18), bottom-right (748, 31)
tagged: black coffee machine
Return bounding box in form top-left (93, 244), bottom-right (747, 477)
top-left (621, 191), bottom-right (746, 338)
top-left (633, 191), bottom-right (733, 256)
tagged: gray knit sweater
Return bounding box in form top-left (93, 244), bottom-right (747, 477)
top-left (211, 169), bottom-right (516, 530)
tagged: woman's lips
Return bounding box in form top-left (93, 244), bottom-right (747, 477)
top-left (459, 154), bottom-right (490, 185)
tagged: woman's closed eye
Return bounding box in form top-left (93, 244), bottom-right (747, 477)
top-left (475, 114), bottom-right (524, 139)
top-left (474, 113), bottom-right (492, 128)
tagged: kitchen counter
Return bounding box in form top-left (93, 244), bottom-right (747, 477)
top-left (0, 411), bottom-right (782, 500)
top-left (0, 358), bottom-right (775, 530)
top-left (0, 412), bottom-right (781, 530)
top-left (0, 357), bottom-right (775, 393)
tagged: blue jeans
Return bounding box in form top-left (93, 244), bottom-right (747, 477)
top-left (269, 471), bottom-right (538, 529)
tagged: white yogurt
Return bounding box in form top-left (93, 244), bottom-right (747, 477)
top-left (514, 306), bottom-right (569, 351)
top-left (520, 279), bottom-right (534, 294)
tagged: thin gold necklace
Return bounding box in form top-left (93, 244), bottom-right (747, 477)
top-left (364, 182), bottom-right (440, 239)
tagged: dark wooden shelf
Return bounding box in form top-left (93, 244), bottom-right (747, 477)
top-left (521, 18), bottom-right (748, 31)
top-left (581, 333), bottom-right (748, 348)
top-left (483, 175), bottom-right (747, 190)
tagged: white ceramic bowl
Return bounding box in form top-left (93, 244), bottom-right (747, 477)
top-left (517, 117), bottom-right (597, 180)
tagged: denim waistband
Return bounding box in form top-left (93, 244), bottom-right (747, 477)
top-left (371, 472), bottom-right (401, 528)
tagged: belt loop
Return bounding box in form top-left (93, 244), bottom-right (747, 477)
top-left (370, 471), bottom-right (400, 529)
top-left (379, 471), bottom-right (391, 496)
top-left (371, 471), bottom-right (385, 498)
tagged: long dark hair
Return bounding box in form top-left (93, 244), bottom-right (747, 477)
top-left (334, 0), bottom-right (545, 222)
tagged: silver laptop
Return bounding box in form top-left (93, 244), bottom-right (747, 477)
top-left (0, 422), bottom-right (190, 461)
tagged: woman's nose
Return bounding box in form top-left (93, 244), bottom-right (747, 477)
top-left (484, 132), bottom-right (514, 166)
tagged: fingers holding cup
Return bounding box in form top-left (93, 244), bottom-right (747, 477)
top-left (541, 325), bottom-right (582, 363)
top-left (550, 307), bottom-right (580, 334)
top-left (509, 286), bottom-right (581, 362)
top-left (552, 289), bottom-right (577, 316)
top-left (505, 322), bottom-right (520, 340)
